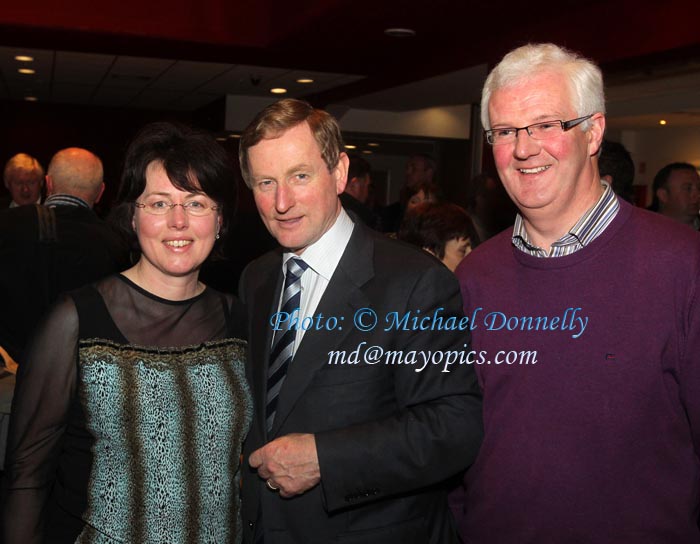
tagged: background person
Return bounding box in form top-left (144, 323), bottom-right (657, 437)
top-left (381, 153), bottom-right (438, 232)
top-left (0, 147), bottom-right (128, 365)
top-left (648, 161), bottom-right (700, 228)
top-left (598, 139), bottom-right (635, 203)
top-left (2, 122), bottom-right (251, 544)
top-left (3, 153), bottom-right (44, 207)
top-left (398, 201), bottom-right (479, 271)
top-left (339, 154), bottom-right (380, 229)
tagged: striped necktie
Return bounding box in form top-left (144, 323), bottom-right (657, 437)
top-left (266, 257), bottom-right (308, 432)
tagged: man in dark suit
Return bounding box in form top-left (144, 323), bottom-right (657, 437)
top-left (339, 154), bottom-right (381, 229)
top-left (0, 147), bottom-right (128, 364)
top-left (238, 99), bottom-right (483, 544)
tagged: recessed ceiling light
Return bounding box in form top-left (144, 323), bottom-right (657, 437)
top-left (384, 28), bottom-right (416, 38)
top-left (345, 145), bottom-right (357, 149)
top-left (24, 96), bottom-right (38, 102)
top-left (362, 150), bottom-right (373, 155)
top-left (367, 142), bottom-right (380, 147)
top-left (216, 137), bottom-right (227, 142)
top-left (270, 88), bottom-right (287, 94)
top-left (15, 55), bottom-right (34, 62)
top-left (228, 134), bottom-right (241, 139)
top-left (659, 119), bottom-right (667, 125)
top-left (18, 68), bottom-right (35, 75)
top-left (296, 78), bottom-right (314, 84)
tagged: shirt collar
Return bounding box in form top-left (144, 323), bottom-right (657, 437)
top-left (512, 182), bottom-right (620, 257)
top-left (44, 194), bottom-right (90, 209)
top-left (282, 208), bottom-right (355, 280)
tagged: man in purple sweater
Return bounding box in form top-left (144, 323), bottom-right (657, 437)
top-left (453, 43), bottom-right (700, 543)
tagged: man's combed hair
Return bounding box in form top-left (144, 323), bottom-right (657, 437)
top-left (481, 43), bottom-right (605, 130)
top-left (238, 98), bottom-right (344, 187)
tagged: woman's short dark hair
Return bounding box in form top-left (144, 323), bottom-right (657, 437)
top-left (398, 202), bottom-right (479, 259)
top-left (111, 121), bottom-right (237, 257)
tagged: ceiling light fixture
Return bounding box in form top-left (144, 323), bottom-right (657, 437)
top-left (296, 78), bottom-right (314, 84)
top-left (659, 119), bottom-right (667, 125)
top-left (15, 55), bottom-right (34, 62)
top-left (24, 96), bottom-right (38, 102)
top-left (384, 28), bottom-right (416, 38)
top-left (345, 145), bottom-right (357, 149)
top-left (362, 150), bottom-right (373, 155)
top-left (367, 143), bottom-right (380, 147)
top-left (270, 88), bottom-right (287, 94)
top-left (18, 68), bottom-right (35, 75)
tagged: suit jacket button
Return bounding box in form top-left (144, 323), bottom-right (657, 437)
top-left (248, 520), bottom-right (255, 529)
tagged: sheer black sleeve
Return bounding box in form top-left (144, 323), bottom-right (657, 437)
top-left (1, 296), bottom-right (79, 544)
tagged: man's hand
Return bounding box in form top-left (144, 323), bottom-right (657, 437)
top-left (249, 433), bottom-right (320, 498)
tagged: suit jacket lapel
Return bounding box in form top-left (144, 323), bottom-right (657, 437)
top-left (270, 224), bottom-right (375, 435)
top-left (250, 251), bottom-right (284, 440)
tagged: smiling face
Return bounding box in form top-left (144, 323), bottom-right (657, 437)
top-left (248, 122), bottom-right (348, 254)
top-left (132, 161), bottom-right (220, 281)
top-left (488, 70), bottom-right (604, 233)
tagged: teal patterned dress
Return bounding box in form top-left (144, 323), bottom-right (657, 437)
top-left (2, 275), bottom-right (252, 544)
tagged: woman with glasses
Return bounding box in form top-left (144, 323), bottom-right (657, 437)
top-left (2, 122), bottom-right (252, 544)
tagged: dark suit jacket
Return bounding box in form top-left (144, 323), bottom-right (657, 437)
top-left (239, 221), bottom-right (483, 544)
top-left (0, 203), bottom-right (129, 363)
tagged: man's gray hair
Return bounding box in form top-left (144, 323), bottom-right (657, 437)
top-left (3, 153), bottom-right (44, 184)
top-left (481, 43), bottom-right (605, 131)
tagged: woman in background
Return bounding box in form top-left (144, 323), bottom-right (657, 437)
top-left (399, 201), bottom-right (479, 272)
top-left (2, 122), bottom-right (251, 544)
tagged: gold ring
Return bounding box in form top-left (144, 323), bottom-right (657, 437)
top-left (266, 479), bottom-right (279, 491)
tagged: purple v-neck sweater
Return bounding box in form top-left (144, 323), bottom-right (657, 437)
top-left (453, 200), bottom-right (700, 543)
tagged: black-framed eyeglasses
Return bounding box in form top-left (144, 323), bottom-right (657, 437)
top-left (134, 200), bottom-right (220, 217)
top-left (484, 114), bottom-right (595, 146)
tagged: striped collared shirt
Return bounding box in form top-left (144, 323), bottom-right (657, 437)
top-left (43, 193), bottom-right (90, 209)
top-left (512, 182), bottom-right (620, 258)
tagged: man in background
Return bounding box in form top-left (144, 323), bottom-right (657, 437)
top-left (0, 147), bottom-right (128, 364)
top-left (3, 153), bottom-right (44, 207)
top-left (339, 154), bottom-right (380, 228)
top-left (648, 161), bottom-right (700, 229)
top-left (598, 139), bottom-right (635, 203)
top-left (381, 153), bottom-right (437, 232)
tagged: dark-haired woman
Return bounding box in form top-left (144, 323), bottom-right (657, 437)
top-left (399, 202), bottom-right (480, 272)
top-left (2, 122), bottom-right (251, 544)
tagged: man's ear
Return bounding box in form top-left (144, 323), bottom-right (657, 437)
top-left (334, 153), bottom-right (349, 195)
top-left (45, 175), bottom-right (54, 195)
top-left (587, 113), bottom-right (606, 157)
top-left (95, 183), bottom-right (105, 204)
top-left (657, 187), bottom-right (669, 205)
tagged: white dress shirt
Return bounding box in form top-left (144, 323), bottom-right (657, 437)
top-left (277, 208), bottom-right (355, 352)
